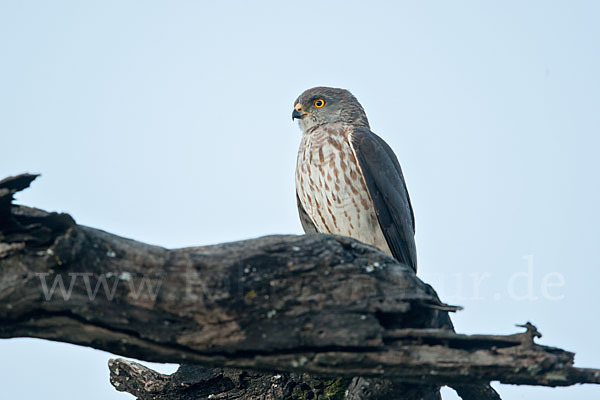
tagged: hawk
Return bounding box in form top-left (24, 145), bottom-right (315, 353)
top-left (293, 87), bottom-right (417, 272)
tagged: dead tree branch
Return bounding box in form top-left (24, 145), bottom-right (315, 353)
top-left (1, 174), bottom-right (599, 399)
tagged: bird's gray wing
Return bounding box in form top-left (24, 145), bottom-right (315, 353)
top-left (296, 192), bottom-right (318, 233)
top-left (349, 127), bottom-right (417, 272)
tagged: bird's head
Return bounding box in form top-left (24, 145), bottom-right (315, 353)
top-left (292, 86), bottom-right (370, 133)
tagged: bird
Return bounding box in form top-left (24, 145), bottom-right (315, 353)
top-left (293, 86), bottom-right (417, 272)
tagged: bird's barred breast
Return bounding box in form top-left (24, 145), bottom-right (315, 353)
top-left (295, 123), bottom-right (393, 256)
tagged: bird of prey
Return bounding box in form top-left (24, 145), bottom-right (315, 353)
top-left (293, 87), bottom-right (417, 272)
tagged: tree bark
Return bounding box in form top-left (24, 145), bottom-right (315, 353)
top-left (1, 174), bottom-right (599, 399)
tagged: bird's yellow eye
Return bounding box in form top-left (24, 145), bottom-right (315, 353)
top-left (313, 98), bottom-right (326, 108)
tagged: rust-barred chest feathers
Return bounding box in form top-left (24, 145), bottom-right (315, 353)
top-left (295, 123), bottom-right (393, 256)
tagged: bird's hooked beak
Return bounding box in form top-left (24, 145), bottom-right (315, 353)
top-left (292, 103), bottom-right (307, 121)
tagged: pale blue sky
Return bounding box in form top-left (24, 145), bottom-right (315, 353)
top-left (1, 1), bottom-right (599, 399)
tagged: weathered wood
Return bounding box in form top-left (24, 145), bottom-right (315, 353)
top-left (0, 175), bottom-right (455, 366)
top-left (1, 174), bottom-right (599, 399)
top-left (109, 359), bottom-right (443, 400)
top-left (109, 358), bottom-right (354, 400)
